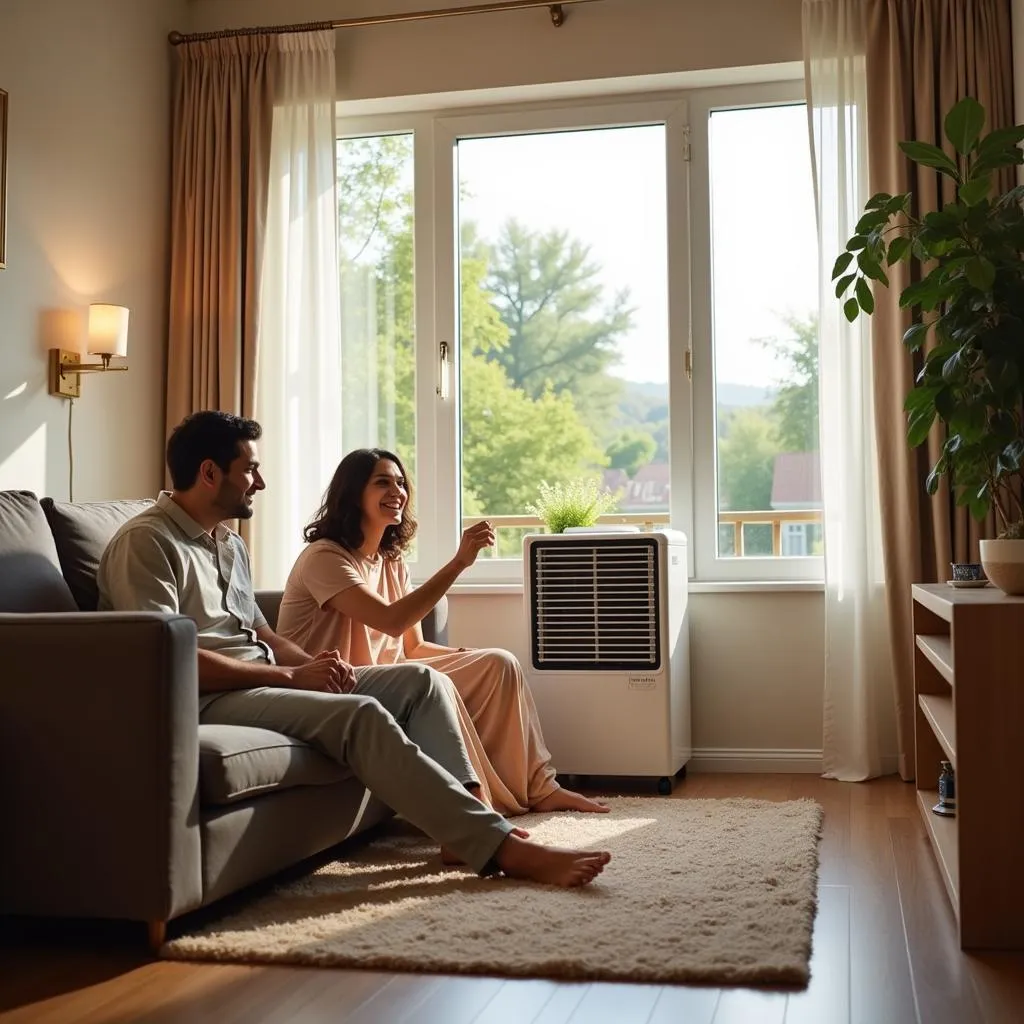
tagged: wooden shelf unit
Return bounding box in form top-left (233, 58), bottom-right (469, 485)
top-left (912, 583), bottom-right (1024, 949)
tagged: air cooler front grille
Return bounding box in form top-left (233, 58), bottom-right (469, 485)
top-left (529, 537), bottom-right (661, 672)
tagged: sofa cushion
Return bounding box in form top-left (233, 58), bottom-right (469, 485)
top-left (199, 724), bottom-right (349, 806)
top-left (0, 491), bottom-right (78, 613)
top-left (41, 497), bottom-right (153, 611)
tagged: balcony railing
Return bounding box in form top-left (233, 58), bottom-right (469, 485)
top-left (463, 509), bottom-right (823, 558)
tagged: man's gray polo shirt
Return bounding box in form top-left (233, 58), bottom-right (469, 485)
top-left (98, 492), bottom-right (272, 708)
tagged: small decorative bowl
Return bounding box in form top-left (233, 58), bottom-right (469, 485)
top-left (950, 562), bottom-right (985, 582)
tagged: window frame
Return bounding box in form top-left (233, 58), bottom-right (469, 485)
top-left (334, 112), bottom-right (447, 576)
top-left (335, 77), bottom-right (823, 588)
top-left (431, 95), bottom-right (692, 584)
top-left (687, 80), bottom-right (823, 582)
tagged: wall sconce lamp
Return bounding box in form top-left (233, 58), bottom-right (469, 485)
top-left (48, 303), bottom-right (130, 399)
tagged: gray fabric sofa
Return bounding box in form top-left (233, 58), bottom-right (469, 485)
top-left (0, 490), bottom-right (447, 947)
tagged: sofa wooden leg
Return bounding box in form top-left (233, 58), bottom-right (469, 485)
top-left (147, 919), bottom-right (167, 952)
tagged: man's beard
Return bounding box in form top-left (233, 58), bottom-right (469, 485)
top-left (216, 485), bottom-right (253, 520)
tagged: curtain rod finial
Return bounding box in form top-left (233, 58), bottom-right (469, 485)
top-left (549, 4), bottom-right (565, 26)
top-left (168, 30), bottom-right (184, 45)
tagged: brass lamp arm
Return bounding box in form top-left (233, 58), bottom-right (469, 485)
top-left (48, 349), bottom-right (129, 399)
top-left (74, 357), bottom-right (129, 374)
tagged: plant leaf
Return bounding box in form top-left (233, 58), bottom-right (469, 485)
top-left (831, 251), bottom-right (854, 279)
top-left (846, 234), bottom-right (869, 252)
top-left (922, 208), bottom-right (965, 237)
top-left (973, 149), bottom-right (1024, 177)
top-left (904, 385), bottom-right (938, 412)
top-left (965, 256), bottom-right (996, 291)
top-left (902, 321), bottom-right (931, 351)
top-left (844, 297), bottom-right (860, 322)
top-left (968, 491), bottom-right (991, 522)
top-left (885, 193), bottom-right (911, 215)
top-left (975, 124), bottom-right (1024, 155)
top-left (855, 277), bottom-right (875, 315)
top-left (907, 405), bottom-right (937, 447)
top-left (1002, 439), bottom-right (1024, 471)
top-left (857, 251), bottom-right (889, 285)
top-left (855, 209), bottom-right (889, 234)
top-left (899, 277), bottom-right (941, 310)
top-left (887, 236), bottom-right (911, 265)
top-left (959, 175), bottom-right (992, 205)
top-left (834, 273), bottom-right (856, 298)
top-left (923, 340), bottom-right (959, 373)
top-left (899, 140), bottom-right (959, 177)
top-left (865, 192), bottom-right (893, 210)
top-left (934, 387), bottom-right (956, 420)
top-left (942, 348), bottom-right (966, 380)
top-left (944, 97), bottom-right (986, 154)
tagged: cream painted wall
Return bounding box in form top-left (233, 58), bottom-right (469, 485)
top-left (185, 0), bottom-right (803, 100)
top-left (0, 0), bottom-right (184, 500)
top-left (448, 589), bottom-right (825, 765)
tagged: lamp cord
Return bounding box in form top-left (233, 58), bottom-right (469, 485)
top-left (67, 398), bottom-right (74, 502)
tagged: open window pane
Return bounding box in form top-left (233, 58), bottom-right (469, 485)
top-left (337, 134), bottom-right (417, 481)
top-left (709, 105), bottom-right (821, 559)
top-left (455, 126), bottom-right (669, 557)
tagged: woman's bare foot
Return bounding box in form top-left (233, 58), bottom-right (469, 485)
top-left (442, 826), bottom-right (530, 866)
top-left (494, 834), bottom-right (611, 887)
top-left (532, 788), bottom-right (610, 814)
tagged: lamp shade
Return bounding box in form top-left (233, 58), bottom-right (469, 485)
top-left (87, 304), bottom-right (130, 357)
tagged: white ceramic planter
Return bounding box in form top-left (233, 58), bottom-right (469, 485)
top-left (980, 538), bottom-right (1024, 596)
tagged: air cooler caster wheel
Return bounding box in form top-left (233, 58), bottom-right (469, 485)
top-left (657, 777), bottom-right (673, 796)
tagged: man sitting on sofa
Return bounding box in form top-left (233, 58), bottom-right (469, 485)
top-left (98, 410), bottom-right (610, 888)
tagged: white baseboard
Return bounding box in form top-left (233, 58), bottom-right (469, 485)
top-left (688, 749), bottom-right (902, 775)
top-left (688, 748), bottom-right (824, 773)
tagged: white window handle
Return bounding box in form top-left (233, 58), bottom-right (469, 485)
top-left (437, 340), bottom-right (451, 400)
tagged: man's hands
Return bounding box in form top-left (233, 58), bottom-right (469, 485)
top-left (453, 521), bottom-right (496, 570)
top-left (285, 650), bottom-right (357, 693)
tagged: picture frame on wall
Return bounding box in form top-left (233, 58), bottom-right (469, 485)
top-left (0, 88), bottom-right (7, 270)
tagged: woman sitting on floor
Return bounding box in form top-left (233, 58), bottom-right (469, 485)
top-left (276, 447), bottom-right (608, 818)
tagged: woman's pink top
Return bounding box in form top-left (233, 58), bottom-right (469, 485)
top-left (277, 540), bottom-right (409, 665)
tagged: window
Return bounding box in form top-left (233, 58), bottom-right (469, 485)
top-left (336, 82), bottom-right (821, 584)
top-left (690, 84), bottom-right (822, 581)
top-left (455, 125), bottom-right (670, 561)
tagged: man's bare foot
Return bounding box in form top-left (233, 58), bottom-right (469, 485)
top-left (494, 834), bottom-right (611, 887)
top-left (442, 826), bottom-right (530, 866)
top-left (532, 788), bottom-right (610, 814)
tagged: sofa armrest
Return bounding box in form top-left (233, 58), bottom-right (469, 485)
top-left (423, 594), bottom-right (448, 645)
top-left (255, 589), bottom-right (283, 631)
top-left (0, 612), bottom-right (204, 923)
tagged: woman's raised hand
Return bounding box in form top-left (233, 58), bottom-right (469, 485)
top-left (454, 520), bottom-right (496, 569)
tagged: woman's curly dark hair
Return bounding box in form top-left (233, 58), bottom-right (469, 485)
top-left (303, 449), bottom-right (417, 559)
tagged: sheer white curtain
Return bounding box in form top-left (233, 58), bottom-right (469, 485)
top-left (252, 31), bottom-right (341, 589)
top-left (803, 0), bottom-right (897, 780)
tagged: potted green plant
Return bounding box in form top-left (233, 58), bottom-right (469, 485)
top-left (834, 97), bottom-right (1024, 594)
top-left (526, 477), bottom-right (620, 534)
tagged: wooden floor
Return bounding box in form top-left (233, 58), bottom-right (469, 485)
top-left (2, 774), bottom-right (1023, 1024)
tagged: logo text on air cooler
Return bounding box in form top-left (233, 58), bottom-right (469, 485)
top-left (628, 675), bottom-right (657, 690)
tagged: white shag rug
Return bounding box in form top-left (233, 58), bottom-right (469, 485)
top-left (163, 797), bottom-right (824, 986)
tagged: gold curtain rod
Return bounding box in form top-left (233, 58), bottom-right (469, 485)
top-left (168, 0), bottom-right (603, 45)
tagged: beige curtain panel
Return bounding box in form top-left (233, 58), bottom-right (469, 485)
top-left (166, 36), bottom-right (275, 439)
top-left (864, 0), bottom-right (1013, 779)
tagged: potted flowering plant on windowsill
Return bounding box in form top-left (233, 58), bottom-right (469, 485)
top-left (834, 97), bottom-right (1024, 594)
top-left (526, 477), bottom-right (621, 534)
